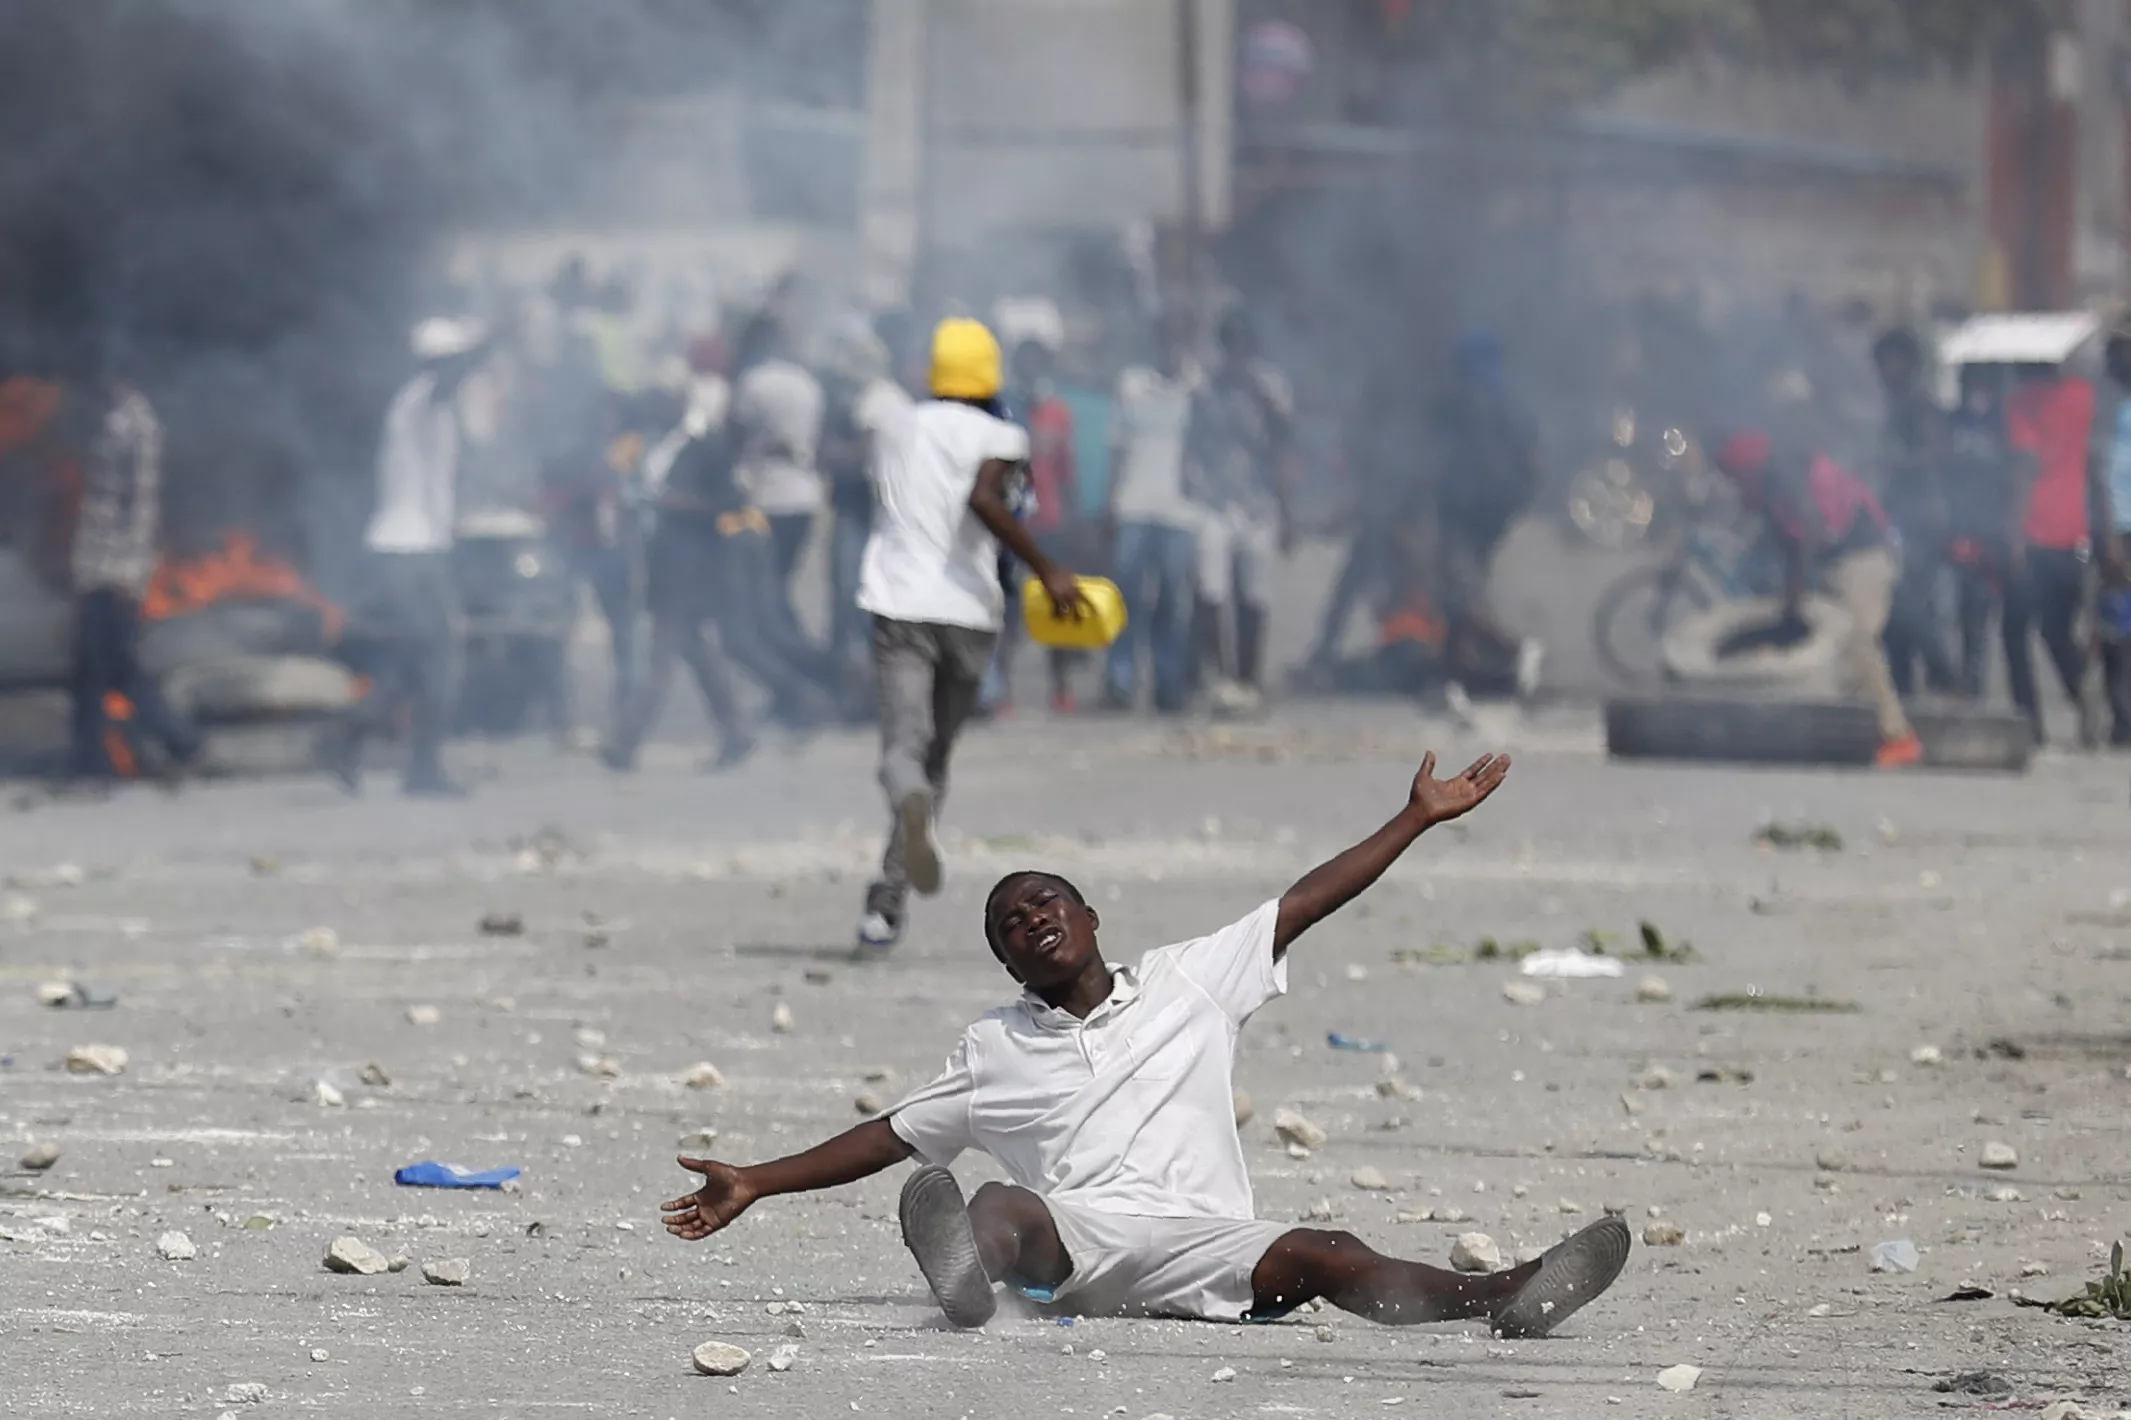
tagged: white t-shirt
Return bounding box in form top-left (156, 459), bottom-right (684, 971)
top-left (734, 358), bottom-right (826, 515)
top-left (887, 902), bottom-right (1285, 1220)
top-left (856, 399), bottom-right (1031, 631)
top-left (1109, 363), bottom-right (1203, 529)
top-left (365, 372), bottom-right (458, 555)
top-left (854, 376), bottom-right (914, 457)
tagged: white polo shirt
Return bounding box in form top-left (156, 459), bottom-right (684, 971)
top-left (887, 902), bottom-right (1284, 1221)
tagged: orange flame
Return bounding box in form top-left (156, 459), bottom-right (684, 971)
top-left (140, 531), bottom-right (343, 641)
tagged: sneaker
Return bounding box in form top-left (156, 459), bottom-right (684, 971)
top-left (856, 910), bottom-right (903, 952)
top-left (1490, 1215), bottom-right (1632, 1339)
top-left (898, 1165), bottom-right (997, 1328)
top-left (1874, 733), bottom-right (1924, 769)
top-left (1208, 677), bottom-right (1263, 720)
top-left (1515, 638), bottom-right (1546, 700)
top-left (1050, 691), bottom-right (1078, 717)
top-left (898, 789), bottom-right (943, 897)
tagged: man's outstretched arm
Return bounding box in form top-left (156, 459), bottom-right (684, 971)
top-left (1273, 752), bottom-right (1510, 958)
top-left (661, 1118), bottom-right (914, 1241)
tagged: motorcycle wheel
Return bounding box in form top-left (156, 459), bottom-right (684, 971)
top-left (1564, 457), bottom-right (1657, 551)
top-left (1592, 564), bottom-right (1714, 686)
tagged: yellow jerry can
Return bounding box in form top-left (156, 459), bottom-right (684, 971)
top-left (1022, 575), bottom-right (1128, 650)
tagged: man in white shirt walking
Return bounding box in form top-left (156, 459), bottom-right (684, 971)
top-left (733, 312), bottom-right (827, 650)
top-left (851, 317), bottom-right (1087, 951)
top-left (324, 317), bottom-right (488, 798)
top-left (1103, 310), bottom-right (1204, 713)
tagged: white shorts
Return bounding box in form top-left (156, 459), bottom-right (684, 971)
top-left (1195, 507), bottom-right (1278, 609)
top-left (1023, 1197), bottom-right (1293, 1321)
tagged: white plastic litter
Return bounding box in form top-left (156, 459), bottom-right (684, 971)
top-left (1521, 949), bottom-right (1625, 979)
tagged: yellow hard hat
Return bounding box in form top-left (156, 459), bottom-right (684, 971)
top-left (930, 317), bottom-right (1002, 400)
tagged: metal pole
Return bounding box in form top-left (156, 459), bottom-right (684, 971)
top-left (1177, 0), bottom-right (1203, 319)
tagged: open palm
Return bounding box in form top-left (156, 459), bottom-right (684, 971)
top-left (1409, 751), bottom-right (1511, 826)
top-left (660, 1156), bottom-right (756, 1241)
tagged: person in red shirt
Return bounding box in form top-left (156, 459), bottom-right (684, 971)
top-left (1714, 427), bottom-right (1922, 768)
top-left (2004, 364), bottom-right (2100, 747)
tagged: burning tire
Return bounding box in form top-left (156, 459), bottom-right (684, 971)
top-left (1660, 596), bottom-right (1849, 694)
top-left (162, 656), bottom-right (357, 724)
top-left (138, 600), bottom-right (332, 678)
top-left (1605, 693), bottom-right (2032, 772)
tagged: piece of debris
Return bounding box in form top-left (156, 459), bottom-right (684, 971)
top-left (358, 1062), bottom-right (391, 1088)
top-left (1656, 1364), bottom-right (1701, 1394)
top-left (1981, 1037), bottom-right (2028, 1061)
top-left (2, 892), bottom-right (38, 923)
top-left (1559, 1199), bottom-right (1584, 1215)
top-left (1302, 1197), bottom-right (1336, 1221)
top-left (1638, 921), bottom-right (1699, 963)
top-left (1940, 1285), bottom-right (1994, 1302)
top-left (311, 1079), bottom-right (345, 1108)
top-left (1351, 1166), bottom-right (1390, 1191)
top-left (387, 1254), bottom-right (412, 1273)
top-left (295, 926), bottom-right (338, 957)
top-left (766, 1343), bottom-right (799, 1373)
top-left (1211, 1366), bottom-right (1237, 1383)
top-left (394, 1162), bottom-right (521, 1190)
top-left (854, 1093), bottom-right (884, 1116)
top-left (683, 1062), bottom-right (725, 1090)
top-left (1979, 1141), bottom-right (2019, 1171)
top-left (478, 912), bottom-right (524, 937)
top-left (1692, 993), bottom-right (1858, 1014)
top-left (1636, 976), bottom-right (1673, 1004)
top-left (222, 1382), bottom-right (270, 1405)
top-left (1696, 1065), bottom-right (1755, 1085)
top-left (156, 1230), bottom-right (197, 1261)
top-left (1753, 821), bottom-right (1843, 852)
top-left (1815, 1148), bottom-right (1846, 1172)
top-left (1932, 1372), bottom-right (2014, 1398)
top-left (678, 1131), bottom-right (718, 1152)
top-left (1643, 1223), bottom-right (1685, 1247)
top-left (19, 1143), bottom-right (60, 1171)
top-left (64, 1044), bottom-right (128, 1075)
top-left (770, 1002), bottom-right (794, 1034)
top-left (1909, 1044), bottom-right (1943, 1067)
top-left (323, 1237), bottom-right (390, 1275)
top-left (1869, 1239), bottom-right (1919, 1274)
top-left (1450, 1233), bottom-right (1502, 1272)
top-left (1502, 982), bottom-right (1547, 1006)
top-left (1521, 949), bottom-right (1623, 980)
top-left (803, 967), bottom-right (833, 986)
top-left (405, 1005), bottom-right (441, 1027)
top-left (576, 1054), bottom-right (622, 1079)
top-left (1327, 1031), bottom-right (1391, 1051)
top-left (692, 1341), bottom-right (752, 1377)
top-left (1375, 1076), bottom-right (1413, 1099)
top-left (421, 1257), bottom-right (470, 1287)
top-left (1474, 938), bottom-right (1541, 961)
top-left (573, 1027), bottom-right (607, 1049)
top-left (1232, 1088), bottom-right (1254, 1127)
top-left (1985, 1185), bottom-right (2024, 1203)
top-left (1273, 1108), bottom-right (1326, 1152)
top-left (1636, 1066), bottom-right (1676, 1091)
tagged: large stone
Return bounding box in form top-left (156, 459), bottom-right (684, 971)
top-left (323, 1236), bottom-right (390, 1275)
top-left (1350, 1166), bottom-right (1390, 1191)
top-left (1636, 976), bottom-right (1673, 1004)
top-left (405, 1005), bottom-right (441, 1027)
top-left (770, 1002), bottom-right (794, 1033)
top-left (1657, 1364), bottom-right (1702, 1393)
top-left (421, 1257), bottom-right (470, 1286)
top-left (1979, 1141), bottom-right (2019, 1171)
top-left (156, 1230), bottom-right (197, 1261)
top-left (691, 1341), bottom-right (752, 1376)
top-left (1449, 1232), bottom-right (1502, 1272)
top-left (683, 1062), bottom-right (725, 1089)
top-left (65, 1044), bottom-right (128, 1076)
top-left (1272, 1108), bottom-right (1326, 1152)
top-left (19, 1143), bottom-right (60, 1171)
top-left (1501, 982), bottom-right (1546, 1006)
top-left (1643, 1223), bottom-right (1685, 1247)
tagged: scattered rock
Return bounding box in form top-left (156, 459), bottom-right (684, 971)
top-left (770, 1002), bottom-right (794, 1033)
top-left (359, 1062), bottom-right (391, 1088)
top-left (1869, 1239), bottom-right (1919, 1273)
top-left (683, 1062), bottom-right (725, 1089)
top-left (387, 1254), bottom-right (412, 1273)
top-left (692, 1341), bottom-right (752, 1377)
top-left (854, 1093), bottom-right (884, 1115)
top-left (1643, 1223), bottom-right (1685, 1247)
top-left (1302, 1198), bottom-right (1336, 1221)
top-left (1636, 1066), bottom-right (1675, 1091)
top-left (573, 1027), bottom-right (607, 1049)
top-left (478, 912), bottom-right (524, 937)
top-left (1350, 1166), bottom-right (1390, 1191)
top-left (1501, 981), bottom-right (1546, 1006)
top-left (1979, 1141), bottom-right (2019, 1171)
top-left (1656, 1364), bottom-right (1701, 1394)
top-left (322, 1236), bottom-right (390, 1275)
top-left (405, 1005), bottom-right (441, 1027)
top-left (64, 1044), bottom-right (127, 1075)
top-left (1, 892), bottom-right (38, 923)
top-left (576, 1054), bottom-right (621, 1079)
top-left (296, 926), bottom-right (338, 957)
top-left (1910, 1044), bottom-right (1943, 1067)
top-left (19, 1143), bottom-right (60, 1171)
top-left (421, 1257), bottom-right (470, 1287)
top-left (1273, 1108), bottom-right (1326, 1152)
top-left (222, 1382), bottom-right (270, 1405)
top-left (36, 980), bottom-right (73, 1007)
top-left (766, 1343), bottom-right (799, 1373)
top-left (156, 1230), bottom-right (197, 1261)
top-left (1636, 976), bottom-right (1673, 1004)
top-left (1985, 1186), bottom-right (2024, 1203)
top-left (1314, 1323), bottom-right (1335, 1342)
top-left (1933, 1372), bottom-right (2014, 1399)
top-left (311, 1079), bottom-right (345, 1108)
top-left (2039, 1403), bottom-right (2091, 1420)
top-left (310, 1348), bottom-right (329, 1362)
top-left (2021, 1260), bottom-right (2051, 1277)
top-left (1211, 1366), bottom-right (1237, 1383)
top-left (1560, 1199), bottom-right (1584, 1215)
top-left (1450, 1233), bottom-right (1502, 1272)
top-left (1815, 1147), bottom-right (1847, 1172)
top-left (1231, 1088), bottom-right (1254, 1127)
top-left (678, 1130), bottom-right (718, 1152)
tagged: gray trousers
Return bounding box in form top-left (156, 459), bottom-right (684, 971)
top-left (868, 615), bottom-right (996, 917)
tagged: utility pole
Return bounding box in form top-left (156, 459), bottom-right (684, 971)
top-left (1176, 0), bottom-right (1203, 321)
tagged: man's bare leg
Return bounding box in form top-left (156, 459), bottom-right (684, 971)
top-left (966, 1181), bottom-right (1073, 1290)
top-left (1251, 1228), bottom-right (1535, 1324)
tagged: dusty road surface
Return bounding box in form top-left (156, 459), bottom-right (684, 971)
top-left (3, 700), bottom-right (2129, 1420)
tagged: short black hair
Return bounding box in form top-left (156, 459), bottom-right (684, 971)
top-left (1872, 327), bottom-right (1921, 366)
top-left (982, 870), bottom-right (1087, 953)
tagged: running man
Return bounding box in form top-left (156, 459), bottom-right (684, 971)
top-left (664, 749), bottom-right (1633, 1334)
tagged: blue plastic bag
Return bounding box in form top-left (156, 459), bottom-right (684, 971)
top-left (393, 1161), bottom-right (522, 1189)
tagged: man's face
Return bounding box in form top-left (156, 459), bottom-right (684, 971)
top-left (987, 876), bottom-right (1101, 991)
top-left (1875, 350), bottom-right (1917, 393)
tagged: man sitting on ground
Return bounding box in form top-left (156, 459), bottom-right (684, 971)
top-left (661, 749), bottom-right (1632, 1334)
